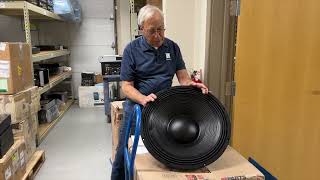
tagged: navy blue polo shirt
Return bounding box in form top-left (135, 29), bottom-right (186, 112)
top-left (120, 36), bottom-right (186, 96)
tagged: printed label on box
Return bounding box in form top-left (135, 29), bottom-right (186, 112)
top-left (12, 152), bottom-right (19, 173)
top-left (221, 175), bottom-right (264, 180)
top-left (17, 65), bottom-right (22, 76)
top-left (185, 175), bottom-right (206, 180)
top-left (0, 60), bottom-right (10, 78)
top-left (0, 42), bottom-right (6, 51)
top-left (5, 167), bottom-right (12, 180)
top-left (20, 151), bottom-right (25, 167)
top-left (0, 79), bottom-right (8, 92)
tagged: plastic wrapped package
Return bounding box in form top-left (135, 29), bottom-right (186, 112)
top-left (71, 0), bottom-right (82, 23)
top-left (53, 0), bottom-right (82, 23)
top-left (53, 0), bottom-right (73, 14)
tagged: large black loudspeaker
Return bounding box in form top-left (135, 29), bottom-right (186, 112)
top-left (141, 86), bottom-right (231, 170)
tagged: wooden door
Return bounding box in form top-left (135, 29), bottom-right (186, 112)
top-left (232, 0), bottom-right (320, 179)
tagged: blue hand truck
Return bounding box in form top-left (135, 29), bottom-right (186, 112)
top-left (124, 104), bottom-right (142, 180)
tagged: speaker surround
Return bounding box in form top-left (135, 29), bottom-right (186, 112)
top-left (141, 86), bottom-right (231, 170)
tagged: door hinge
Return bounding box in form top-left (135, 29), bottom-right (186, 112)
top-left (230, 0), bottom-right (240, 16)
top-left (225, 81), bottom-right (236, 96)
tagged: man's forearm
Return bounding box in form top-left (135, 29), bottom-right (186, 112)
top-left (122, 83), bottom-right (145, 104)
top-left (176, 69), bottom-right (193, 86)
top-left (179, 77), bottom-right (193, 86)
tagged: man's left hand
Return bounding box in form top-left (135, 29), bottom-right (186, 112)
top-left (189, 81), bottom-right (209, 94)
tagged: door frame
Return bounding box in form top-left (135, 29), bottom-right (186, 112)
top-left (205, 0), bottom-right (237, 118)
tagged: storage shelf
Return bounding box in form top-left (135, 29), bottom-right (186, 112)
top-left (32, 50), bottom-right (70, 62)
top-left (38, 71), bottom-right (72, 95)
top-left (0, 1), bottom-right (63, 20)
top-left (37, 99), bottom-right (74, 145)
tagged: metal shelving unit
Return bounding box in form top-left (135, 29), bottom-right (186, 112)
top-left (37, 99), bottom-right (74, 145)
top-left (0, 1), bottom-right (63, 44)
top-left (32, 50), bottom-right (71, 62)
top-left (38, 71), bottom-right (72, 94)
top-left (0, 1), bottom-right (62, 20)
top-left (0, 1), bottom-right (74, 144)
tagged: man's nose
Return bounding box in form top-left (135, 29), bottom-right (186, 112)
top-left (154, 32), bottom-right (161, 38)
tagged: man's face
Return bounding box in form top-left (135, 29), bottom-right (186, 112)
top-left (141, 12), bottom-right (165, 48)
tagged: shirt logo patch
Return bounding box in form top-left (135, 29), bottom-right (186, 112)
top-left (165, 53), bottom-right (171, 60)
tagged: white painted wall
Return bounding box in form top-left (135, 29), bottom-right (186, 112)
top-left (163, 0), bottom-right (195, 71)
top-left (193, 0), bottom-right (210, 76)
top-left (69, 0), bottom-right (115, 98)
top-left (0, 16), bottom-right (26, 42)
top-left (163, 0), bottom-right (209, 84)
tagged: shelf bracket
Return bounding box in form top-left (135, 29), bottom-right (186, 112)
top-left (23, 2), bottom-right (31, 44)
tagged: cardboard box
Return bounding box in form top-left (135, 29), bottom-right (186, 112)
top-left (29, 86), bottom-right (40, 114)
top-left (38, 104), bottom-right (59, 124)
top-left (95, 74), bottom-right (103, 84)
top-left (0, 139), bottom-right (26, 180)
top-left (110, 101), bottom-right (124, 161)
top-left (0, 90), bottom-right (30, 124)
top-left (78, 85), bottom-right (104, 108)
top-left (30, 113), bottom-right (38, 136)
top-left (25, 114), bottom-right (37, 163)
top-left (13, 135), bottom-right (35, 165)
top-left (12, 113), bottom-right (37, 163)
top-left (0, 86), bottom-right (40, 124)
top-left (134, 147), bottom-right (264, 180)
top-left (0, 42), bottom-right (33, 94)
top-left (111, 101), bottom-right (124, 146)
top-left (12, 114), bottom-right (37, 139)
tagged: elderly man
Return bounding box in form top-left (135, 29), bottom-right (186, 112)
top-left (111, 5), bottom-right (208, 180)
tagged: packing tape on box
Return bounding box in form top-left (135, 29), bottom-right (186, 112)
top-left (0, 42), bottom-right (6, 51)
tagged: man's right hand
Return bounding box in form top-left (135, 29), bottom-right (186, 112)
top-left (140, 93), bottom-right (157, 106)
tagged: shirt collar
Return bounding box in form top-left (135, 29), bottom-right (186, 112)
top-left (141, 36), bottom-right (169, 52)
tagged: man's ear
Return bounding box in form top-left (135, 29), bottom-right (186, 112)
top-left (138, 25), bottom-right (144, 35)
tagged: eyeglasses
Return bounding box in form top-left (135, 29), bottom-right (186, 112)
top-left (145, 27), bottom-right (166, 35)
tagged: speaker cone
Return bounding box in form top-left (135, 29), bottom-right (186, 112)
top-left (141, 86), bottom-right (231, 170)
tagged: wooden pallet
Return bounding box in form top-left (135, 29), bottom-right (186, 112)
top-left (22, 150), bottom-right (46, 180)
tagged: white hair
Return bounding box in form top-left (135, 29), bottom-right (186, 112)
top-left (138, 5), bottom-right (164, 27)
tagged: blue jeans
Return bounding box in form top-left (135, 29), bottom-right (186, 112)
top-left (111, 100), bottom-right (137, 180)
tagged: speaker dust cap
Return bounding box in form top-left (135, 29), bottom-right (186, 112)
top-left (141, 86), bottom-right (231, 170)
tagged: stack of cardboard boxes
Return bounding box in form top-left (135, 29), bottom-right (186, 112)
top-left (0, 140), bottom-right (27, 180)
top-left (0, 42), bottom-right (40, 179)
top-left (10, 87), bottom-right (40, 162)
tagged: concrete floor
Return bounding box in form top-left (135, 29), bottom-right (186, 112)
top-left (35, 105), bottom-right (112, 180)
